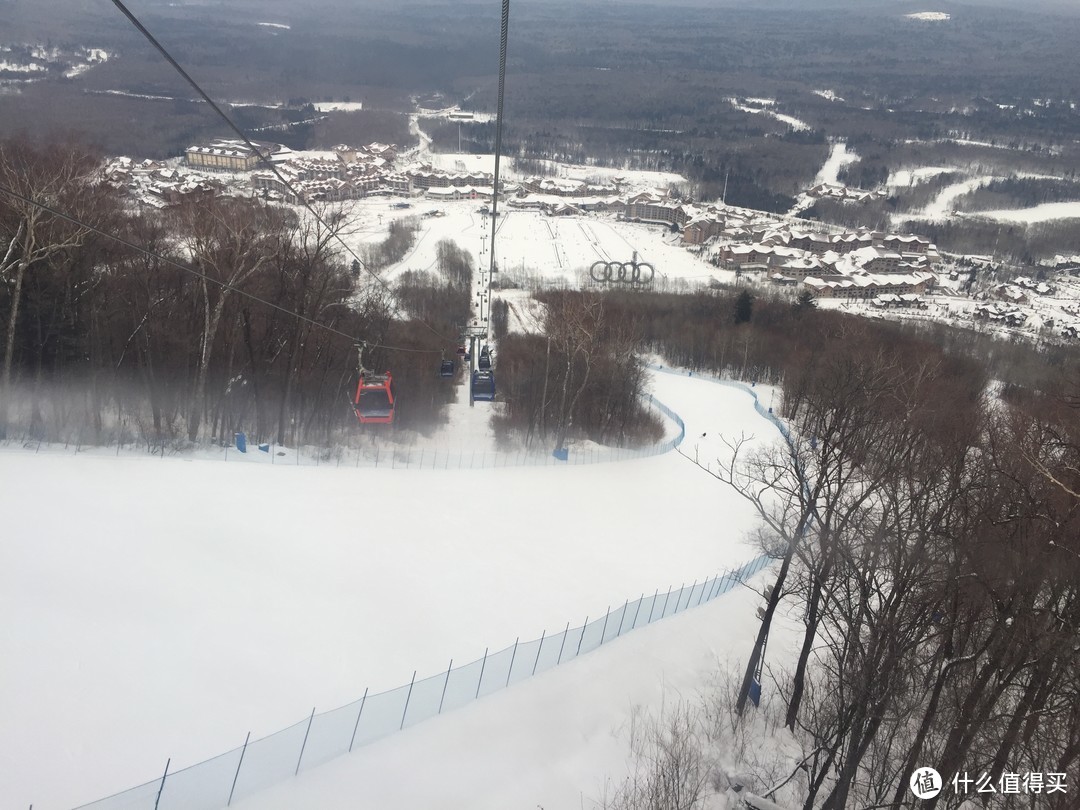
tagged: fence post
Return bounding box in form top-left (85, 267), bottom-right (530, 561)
top-left (532, 630), bottom-right (546, 676)
top-left (505, 638), bottom-right (519, 687)
top-left (475, 649), bottom-right (489, 699)
top-left (420, 449), bottom-right (425, 469)
top-left (616, 598), bottom-right (630, 637)
top-left (649, 588), bottom-right (664, 623)
top-left (348, 688), bottom-right (369, 753)
top-left (295, 707), bottom-right (315, 775)
top-left (556, 622), bottom-right (570, 665)
top-left (665, 585), bottom-right (681, 617)
top-left (399, 671), bottom-right (417, 729)
top-left (599, 605), bottom-right (611, 645)
top-left (227, 732), bottom-right (251, 806)
top-left (153, 758), bottom-right (170, 810)
top-left (698, 577), bottom-right (712, 606)
top-left (438, 661), bottom-right (453, 713)
top-left (575, 616), bottom-right (589, 656)
top-left (630, 594), bottom-right (644, 632)
top-left (682, 580), bottom-right (696, 612)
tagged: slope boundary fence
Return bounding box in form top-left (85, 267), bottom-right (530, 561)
top-left (72, 553), bottom-right (774, 810)
top-left (648, 364), bottom-right (792, 443)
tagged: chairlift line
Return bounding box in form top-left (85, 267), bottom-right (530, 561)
top-left (106, 0), bottom-right (517, 421)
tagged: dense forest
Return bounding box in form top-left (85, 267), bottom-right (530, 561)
top-left (575, 287), bottom-right (1080, 809)
top-left (0, 137), bottom-right (470, 447)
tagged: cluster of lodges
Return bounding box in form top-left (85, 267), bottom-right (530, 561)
top-left (252, 151), bottom-right (503, 204)
top-left (102, 156), bottom-right (222, 208)
top-left (1011, 276), bottom-right (1056, 296)
top-left (407, 166), bottom-right (496, 202)
top-left (519, 176), bottom-right (620, 198)
top-left (973, 301), bottom-right (1080, 340)
top-left (662, 195), bottom-right (937, 299)
top-left (805, 182), bottom-right (887, 204)
top-left (250, 143), bottom-right (401, 203)
top-left (974, 302), bottom-right (1028, 327)
top-left (870, 293), bottom-right (928, 309)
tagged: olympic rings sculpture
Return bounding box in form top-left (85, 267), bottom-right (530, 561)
top-left (589, 258), bottom-right (656, 285)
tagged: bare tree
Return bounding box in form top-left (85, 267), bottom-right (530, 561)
top-left (0, 137), bottom-right (100, 436)
top-left (171, 197), bottom-right (287, 441)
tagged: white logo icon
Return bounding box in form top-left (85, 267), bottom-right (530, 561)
top-left (910, 767), bottom-right (943, 799)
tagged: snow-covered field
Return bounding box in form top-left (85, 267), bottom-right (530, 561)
top-left (903, 175), bottom-right (993, 221)
top-left (728, 98), bottom-right (811, 132)
top-left (1, 369), bottom-right (782, 810)
top-left (323, 200), bottom-right (725, 289)
top-left (885, 166), bottom-right (954, 188)
top-left (968, 200), bottom-right (1080, 224)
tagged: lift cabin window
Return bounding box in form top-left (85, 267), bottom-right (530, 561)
top-left (357, 387), bottom-right (392, 417)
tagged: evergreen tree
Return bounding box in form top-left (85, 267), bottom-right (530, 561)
top-left (733, 289), bottom-right (754, 324)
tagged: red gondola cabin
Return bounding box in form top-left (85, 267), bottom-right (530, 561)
top-left (354, 372), bottom-right (395, 425)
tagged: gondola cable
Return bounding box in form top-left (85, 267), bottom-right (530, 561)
top-left (107, 0), bottom-right (453, 347)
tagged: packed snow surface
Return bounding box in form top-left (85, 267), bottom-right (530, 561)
top-left (1, 369), bottom-right (782, 809)
top-left (728, 98), bottom-right (811, 132)
top-left (968, 201), bottom-right (1080, 223)
top-left (313, 102), bottom-right (364, 112)
top-left (813, 141), bottom-right (859, 187)
top-left (885, 166), bottom-right (955, 187)
top-left (905, 12), bottom-right (951, 21)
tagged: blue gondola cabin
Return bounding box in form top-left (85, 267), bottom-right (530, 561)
top-left (472, 370), bottom-right (496, 401)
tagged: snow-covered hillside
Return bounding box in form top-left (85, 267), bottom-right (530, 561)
top-left (0, 369), bottom-right (782, 810)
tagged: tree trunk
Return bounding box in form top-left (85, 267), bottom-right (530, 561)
top-left (786, 558), bottom-right (831, 730)
top-left (0, 258), bottom-right (29, 437)
top-left (737, 514), bottom-right (808, 715)
top-left (188, 293), bottom-right (226, 442)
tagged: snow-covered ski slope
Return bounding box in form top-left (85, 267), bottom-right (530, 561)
top-left (0, 369), bottom-right (782, 809)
